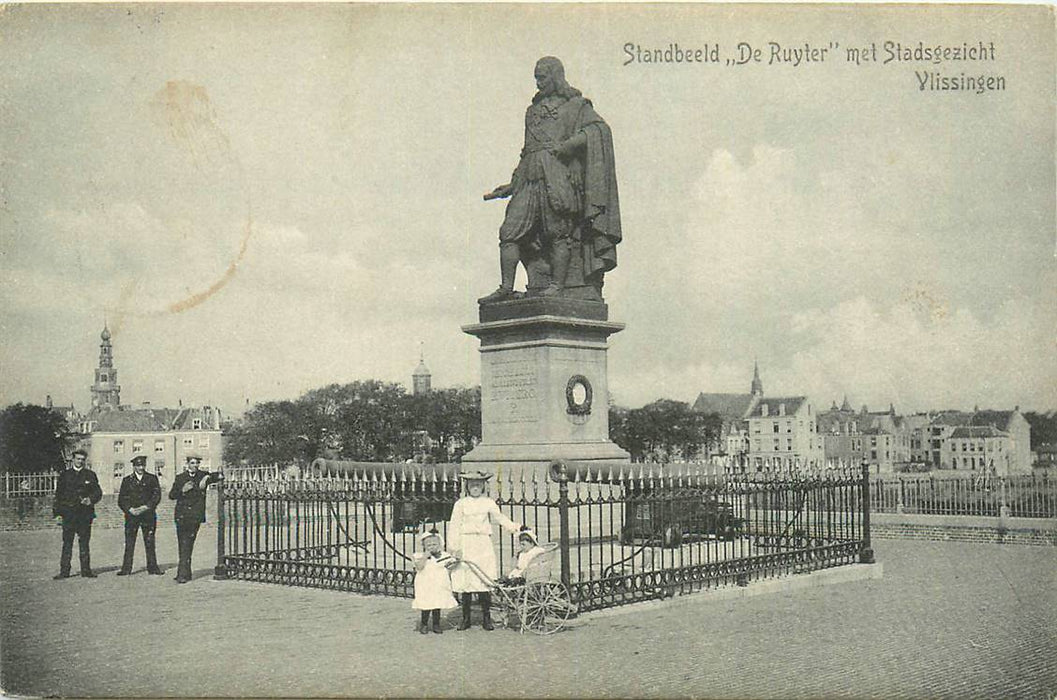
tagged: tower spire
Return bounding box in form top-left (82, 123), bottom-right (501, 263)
top-left (412, 342), bottom-right (432, 396)
top-left (750, 359), bottom-right (763, 397)
top-left (91, 320), bottom-right (121, 411)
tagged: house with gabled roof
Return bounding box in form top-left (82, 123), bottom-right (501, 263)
top-left (745, 396), bottom-right (824, 470)
top-left (76, 324), bottom-right (224, 493)
top-left (690, 361), bottom-right (764, 457)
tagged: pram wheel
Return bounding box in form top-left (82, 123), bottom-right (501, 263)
top-left (520, 581), bottom-right (575, 635)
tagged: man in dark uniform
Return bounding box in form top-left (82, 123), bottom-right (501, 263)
top-left (168, 455), bottom-right (223, 583)
top-left (52, 449), bottom-right (103, 579)
top-left (117, 454), bottom-right (163, 576)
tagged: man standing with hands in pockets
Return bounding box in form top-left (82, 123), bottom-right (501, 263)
top-left (117, 454), bottom-right (163, 576)
top-left (52, 448), bottom-right (103, 579)
top-left (169, 455), bottom-right (223, 583)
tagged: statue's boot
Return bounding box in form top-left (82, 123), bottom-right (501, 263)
top-left (477, 286), bottom-right (515, 304)
top-left (539, 283), bottom-right (562, 297)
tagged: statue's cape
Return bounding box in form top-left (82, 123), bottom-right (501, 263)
top-left (575, 99), bottom-right (621, 280)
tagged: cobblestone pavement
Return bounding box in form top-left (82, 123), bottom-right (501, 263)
top-left (2, 526), bottom-right (1054, 699)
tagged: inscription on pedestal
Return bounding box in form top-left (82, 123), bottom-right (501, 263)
top-left (489, 359), bottom-right (539, 424)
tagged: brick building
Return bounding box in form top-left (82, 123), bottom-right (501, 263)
top-left (75, 324), bottom-right (223, 493)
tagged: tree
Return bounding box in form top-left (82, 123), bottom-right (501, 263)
top-left (0, 403), bottom-right (76, 473)
top-left (224, 381), bottom-right (484, 466)
top-left (610, 400), bottom-right (722, 462)
top-left (1024, 411), bottom-right (1057, 450)
top-left (223, 400), bottom-right (314, 466)
top-left (409, 387), bottom-right (482, 462)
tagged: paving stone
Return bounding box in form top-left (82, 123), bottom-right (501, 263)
top-left (1, 529), bottom-right (1054, 698)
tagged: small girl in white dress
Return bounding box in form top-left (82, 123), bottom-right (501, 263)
top-left (412, 529), bottom-right (458, 634)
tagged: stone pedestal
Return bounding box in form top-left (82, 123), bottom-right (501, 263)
top-left (461, 297), bottom-right (629, 477)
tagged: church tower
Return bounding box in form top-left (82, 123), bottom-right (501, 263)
top-left (90, 323), bottom-right (121, 411)
top-left (412, 344), bottom-right (432, 396)
top-left (750, 359), bottom-right (764, 397)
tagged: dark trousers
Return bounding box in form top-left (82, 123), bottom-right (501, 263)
top-left (175, 521), bottom-right (201, 580)
top-left (59, 519), bottom-right (92, 574)
top-left (121, 517), bottom-right (159, 572)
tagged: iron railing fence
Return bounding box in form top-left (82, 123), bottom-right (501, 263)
top-left (215, 460), bottom-right (873, 612)
top-left (870, 473), bottom-right (1056, 519)
top-left (2, 472), bottom-right (59, 498)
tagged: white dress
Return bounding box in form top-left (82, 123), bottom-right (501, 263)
top-left (447, 496), bottom-right (520, 593)
top-left (412, 551), bottom-right (458, 610)
top-left (510, 545), bottom-right (546, 578)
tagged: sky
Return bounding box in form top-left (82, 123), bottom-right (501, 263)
top-left (1, 4), bottom-right (1054, 418)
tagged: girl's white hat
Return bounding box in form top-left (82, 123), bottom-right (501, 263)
top-left (517, 525), bottom-right (538, 545)
top-left (418, 528), bottom-right (444, 546)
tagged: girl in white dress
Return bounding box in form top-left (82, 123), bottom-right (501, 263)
top-left (447, 470), bottom-right (521, 631)
top-left (412, 529), bottom-right (458, 634)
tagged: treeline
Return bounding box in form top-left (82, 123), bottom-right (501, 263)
top-left (1025, 411), bottom-right (1057, 450)
top-left (610, 399), bottom-right (723, 463)
top-left (0, 403), bottom-right (76, 473)
top-left (224, 381), bottom-right (481, 465)
top-left (0, 390), bottom-right (727, 471)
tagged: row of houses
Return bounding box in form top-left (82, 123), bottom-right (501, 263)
top-left (692, 365), bottom-right (1033, 474)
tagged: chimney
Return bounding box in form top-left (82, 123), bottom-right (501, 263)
top-left (761, 404), bottom-right (769, 417)
top-left (46, 394), bottom-right (53, 409)
top-left (778, 403), bottom-right (786, 416)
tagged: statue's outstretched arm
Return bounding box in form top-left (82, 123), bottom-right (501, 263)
top-left (483, 183), bottom-right (513, 201)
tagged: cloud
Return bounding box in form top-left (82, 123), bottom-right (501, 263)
top-left (607, 143), bottom-right (1056, 412)
top-left (784, 294), bottom-right (1056, 412)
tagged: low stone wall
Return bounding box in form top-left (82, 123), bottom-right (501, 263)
top-left (871, 512), bottom-right (1056, 546)
top-left (1, 492), bottom-right (218, 531)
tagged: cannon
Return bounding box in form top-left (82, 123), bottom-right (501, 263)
top-left (548, 460), bottom-right (744, 547)
top-left (309, 459), bottom-right (460, 532)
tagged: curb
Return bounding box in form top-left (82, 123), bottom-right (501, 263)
top-left (572, 562), bottom-right (884, 623)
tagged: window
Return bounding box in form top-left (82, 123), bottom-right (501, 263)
top-left (786, 421), bottom-right (792, 434)
top-left (100, 373), bottom-right (108, 382)
top-left (198, 436), bottom-right (210, 448)
top-left (192, 418), bottom-right (202, 430)
top-left (773, 423), bottom-right (780, 434)
top-left (154, 460), bottom-right (166, 473)
top-left (786, 438), bottom-right (792, 451)
top-left (773, 438), bottom-right (779, 450)
top-left (113, 440), bottom-right (124, 454)
top-left (952, 457), bottom-right (958, 469)
top-left (871, 450), bottom-right (877, 460)
top-left (155, 440), bottom-right (165, 453)
top-left (113, 462), bottom-right (124, 478)
top-left (183, 437), bottom-right (194, 447)
top-left (132, 440), bottom-right (143, 454)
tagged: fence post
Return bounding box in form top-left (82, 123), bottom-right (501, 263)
top-left (999, 476), bottom-right (1010, 519)
top-left (859, 460), bottom-right (875, 564)
top-left (214, 476), bottom-right (228, 580)
top-left (553, 462), bottom-right (571, 591)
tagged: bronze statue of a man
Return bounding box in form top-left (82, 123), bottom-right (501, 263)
top-left (480, 57), bottom-right (621, 304)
